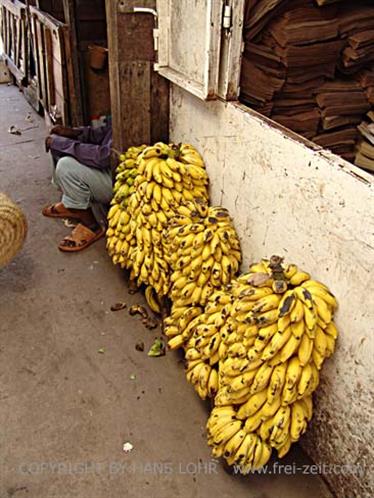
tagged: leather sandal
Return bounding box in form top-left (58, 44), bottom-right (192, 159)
top-left (58, 223), bottom-right (105, 252)
top-left (42, 202), bottom-right (83, 220)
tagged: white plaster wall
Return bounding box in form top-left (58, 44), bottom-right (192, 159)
top-left (170, 85), bottom-right (374, 498)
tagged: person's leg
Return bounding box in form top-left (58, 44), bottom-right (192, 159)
top-left (50, 152), bottom-right (62, 189)
top-left (45, 156), bottom-right (113, 252)
top-left (54, 156), bottom-right (113, 229)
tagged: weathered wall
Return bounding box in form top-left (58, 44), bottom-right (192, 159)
top-left (170, 85), bottom-right (374, 498)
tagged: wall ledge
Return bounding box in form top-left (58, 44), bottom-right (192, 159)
top-left (230, 101), bottom-right (373, 188)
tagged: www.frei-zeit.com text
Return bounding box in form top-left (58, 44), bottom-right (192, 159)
top-left (14, 460), bottom-right (367, 477)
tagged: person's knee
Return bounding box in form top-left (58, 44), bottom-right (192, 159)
top-left (55, 157), bottom-right (72, 181)
top-left (55, 157), bottom-right (80, 182)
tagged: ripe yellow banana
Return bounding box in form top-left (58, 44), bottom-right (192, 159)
top-left (314, 325), bottom-right (327, 356)
top-left (290, 401), bottom-right (307, 441)
top-left (224, 429), bottom-right (247, 461)
top-left (298, 334), bottom-right (313, 366)
top-left (276, 434), bottom-right (292, 458)
top-left (261, 395), bottom-right (282, 418)
top-left (267, 362), bottom-right (287, 404)
top-left (279, 334), bottom-right (300, 363)
top-left (262, 327), bottom-right (292, 361)
top-left (213, 420), bottom-right (243, 446)
top-left (253, 441), bottom-right (272, 470)
top-left (297, 363), bottom-right (314, 397)
top-left (243, 409), bottom-right (263, 433)
top-left (313, 295), bottom-right (333, 324)
top-left (251, 363), bottom-right (274, 394)
top-left (303, 280), bottom-right (338, 309)
top-left (237, 389), bottom-right (267, 419)
top-left (232, 433), bottom-right (257, 467)
top-left (278, 290), bottom-right (296, 317)
top-left (207, 368), bottom-right (219, 397)
top-left (252, 294), bottom-right (281, 314)
top-left (289, 270), bottom-right (310, 286)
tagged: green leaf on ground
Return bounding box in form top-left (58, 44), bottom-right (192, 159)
top-left (148, 338), bottom-right (165, 357)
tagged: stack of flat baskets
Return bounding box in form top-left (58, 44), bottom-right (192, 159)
top-left (0, 193), bottom-right (27, 268)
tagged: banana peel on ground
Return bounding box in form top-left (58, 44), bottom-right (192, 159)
top-left (129, 304), bottom-right (159, 330)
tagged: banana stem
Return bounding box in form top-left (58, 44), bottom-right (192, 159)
top-left (269, 255), bottom-right (286, 281)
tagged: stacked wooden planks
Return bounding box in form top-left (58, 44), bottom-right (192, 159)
top-left (241, 0), bottom-right (374, 171)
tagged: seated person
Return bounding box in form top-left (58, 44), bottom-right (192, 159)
top-left (43, 122), bottom-right (113, 252)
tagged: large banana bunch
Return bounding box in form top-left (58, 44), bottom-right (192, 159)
top-left (107, 142), bottom-right (210, 296)
top-left (124, 143), bottom-right (209, 295)
top-left (165, 206), bottom-right (241, 308)
top-left (204, 256), bottom-right (338, 471)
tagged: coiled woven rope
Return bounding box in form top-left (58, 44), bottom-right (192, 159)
top-left (0, 193), bottom-right (27, 268)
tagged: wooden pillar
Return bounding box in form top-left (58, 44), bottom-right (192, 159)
top-left (62, 0), bottom-right (84, 126)
top-left (105, 0), bottom-right (169, 154)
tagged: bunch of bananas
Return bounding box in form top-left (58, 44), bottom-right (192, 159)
top-left (166, 290), bottom-right (233, 399)
top-left (113, 145), bottom-right (147, 207)
top-left (107, 146), bottom-right (146, 267)
top-left (163, 204), bottom-right (241, 396)
top-left (207, 405), bottom-right (273, 469)
top-left (206, 396), bottom-right (313, 469)
top-left (185, 362), bottom-right (219, 401)
top-left (164, 304), bottom-right (203, 347)
top-left (126, 143), bottom-right (209, 295)
top-left (204, 256), bottom-right (338, 470)
top-left (107, 142), bottom-right (210, 296)
top-left (107, 205), bottom-right (136, 270)
top-left (165, 206), bottom-right (241, 308)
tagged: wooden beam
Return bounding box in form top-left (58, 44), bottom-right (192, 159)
top-left (62, 0), bottom-right (84, 125)
top-left (106, 0), bottom-right (122, 151)
top-left (30, 14), bottom-right (42, 99)
top-left (105, 0), bottom-right (169, 153)
top-left (0, 0), bottom-right (24, 17)
top-left (44, 27), bottom-right (55, 107)
top-left (29, 5), bottom-right (63, 30)
top-left (4, 54), bottom-right (23, 82)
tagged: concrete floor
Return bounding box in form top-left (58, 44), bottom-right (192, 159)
top-left (0, 84), bottom-right (333, 498)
